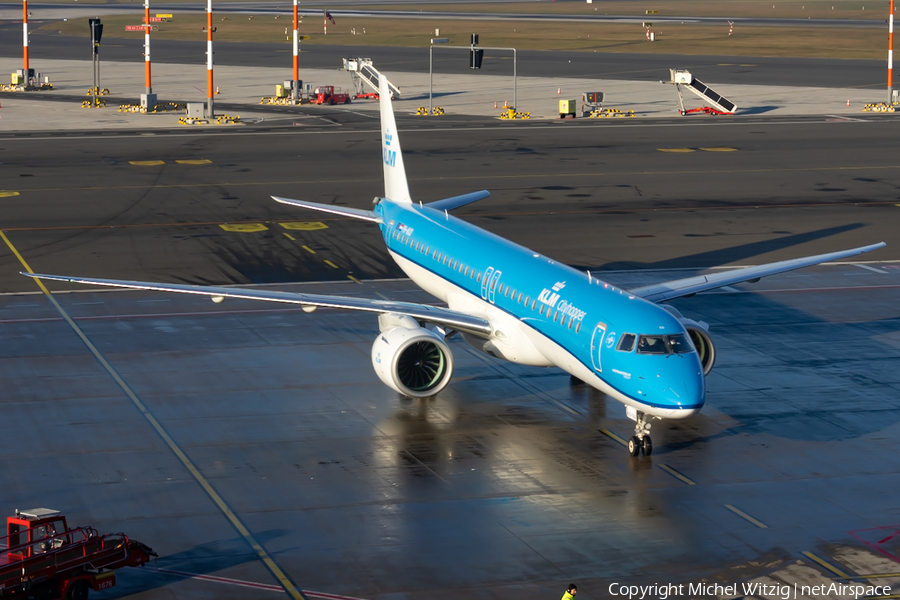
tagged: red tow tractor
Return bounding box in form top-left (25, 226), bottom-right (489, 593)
top-left (309, 85), bottom-right (352, 105)
top-left (0, 508), bottom-right (156, 600)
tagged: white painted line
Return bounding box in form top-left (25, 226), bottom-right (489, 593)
top-left (150, 568), bottom-right (371, 600)
top-left (855, 264), bottom-right (889, 274)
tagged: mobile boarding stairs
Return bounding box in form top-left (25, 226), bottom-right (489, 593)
top-left (668, 69), bottom-right (737, 115)
top-left (343, 58), bottom-right (401, 99)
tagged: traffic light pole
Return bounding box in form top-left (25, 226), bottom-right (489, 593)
top-left (428, 44), bottom-right (517, 113)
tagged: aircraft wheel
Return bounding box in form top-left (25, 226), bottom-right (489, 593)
top-left (642, 436), bottom-right (653, 456)
top-left (627, 436), bottom-right (641, 457)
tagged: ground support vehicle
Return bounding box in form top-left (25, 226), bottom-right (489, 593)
top-left (0, 509), bottom-right (156, 600)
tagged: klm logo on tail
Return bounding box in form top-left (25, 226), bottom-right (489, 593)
top-left (383, 130), bottom-right (396, 167)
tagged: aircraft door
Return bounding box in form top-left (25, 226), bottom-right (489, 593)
top-left (590, 322), bottom-right (607, 372)
top-left (487, 270), bottom-right (501, 304)
top-left (481, 266), bottom-right (494, 300)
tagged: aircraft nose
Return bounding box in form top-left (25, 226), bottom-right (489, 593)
top-left (660, 364), bottom-right (705, 417)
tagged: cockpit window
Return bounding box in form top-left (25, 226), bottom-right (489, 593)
top-left (637, 335), bottom-right (668, 354)
top-left (636, 334), bottom-right (695, 355)
top-left (617, 333), bottom-right (636, 352)
top-left (667, 333), bottom-right (694, 354)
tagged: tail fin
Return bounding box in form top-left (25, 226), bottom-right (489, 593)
top-left (378, 74), bottom-right (412, 204)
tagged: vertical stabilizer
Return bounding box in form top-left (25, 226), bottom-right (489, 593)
top-left (378, 74), bottom-right (412, 204)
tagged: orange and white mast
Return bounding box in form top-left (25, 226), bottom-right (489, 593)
top-left (889, 0), bottom-right (895, 103)
top-left (23, 0), bottom-right (28, 71)
top-left (207, 0), bottom-right (214, 116)
top-left (144, 0), bottom-right (152, 94)
top-left (293, 0), bottom-right (299, 103)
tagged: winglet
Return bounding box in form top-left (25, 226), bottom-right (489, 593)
top-left (378, 74), bottom-right (412, 204)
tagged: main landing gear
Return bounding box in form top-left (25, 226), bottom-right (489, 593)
top-left (627, 411), bottom-right (652, 456)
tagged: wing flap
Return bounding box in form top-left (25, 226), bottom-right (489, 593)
top-left (630, 242), bottom-right (886, 303)
top-left (272, 196), bottom-right (381, 223)
top-left (25, 273), bottom-right (492, 337)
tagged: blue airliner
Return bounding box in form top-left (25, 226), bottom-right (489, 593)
top-left (28, 76), bottom-right (885, 456)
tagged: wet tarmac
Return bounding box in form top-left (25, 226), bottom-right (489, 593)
top-left (2, 264), bottom-right (899, 599)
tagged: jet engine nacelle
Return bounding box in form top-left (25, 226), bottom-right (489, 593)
top-left (682, 319), bottom-right (716, 375)
top-left (371, 317), bottom-right (454, 398)
top-left (660, 306), bottom-right (716, 375)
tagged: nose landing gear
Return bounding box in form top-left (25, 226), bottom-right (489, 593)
top-left (627, 411), bottom-right (652, 456)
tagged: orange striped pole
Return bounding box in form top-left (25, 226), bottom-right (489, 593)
top-left (207, 0), bottom-right (214, 116)
top-left (292, 0), bottom-right (299, 103)
top-left (23, 0), bottom-right (28, 71)
top-left (144, 0), bottom-right (152, 93)
top-left (889, 0), bottom-right (895, 103)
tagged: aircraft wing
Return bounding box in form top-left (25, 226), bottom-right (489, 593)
top-left (24, 273), bottom-right (492, 337)
top-left (629, 242), bottom-right (886, 303)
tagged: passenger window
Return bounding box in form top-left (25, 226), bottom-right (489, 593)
top-left (552, 310), bottom-right (558, 322)
top-left (505, 287), bottom-right (510, 298)
top-left (470, 270), bottom-right (475, 279)
top-left (575, 321), bottom-right (581, 334)
top-left (617, 334), bottom-right (636, 352)
top-left (477, 273), bottom-right (481, 283)
top-left (568, 316), bottom-right (573, 329)
top-left (464, 266), bottom-right (469, 276)
top-left (531, 300), bottom-right (536, 310)
top-left (539, 304), bottom-right (545, 316)
top-left (453, 260), bottom-right (458, 269)
top-left (516, 292), bottom-right (522, 303)
top-left (490, 279), bottom-right (497, 291)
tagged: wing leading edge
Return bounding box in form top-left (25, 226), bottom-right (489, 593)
top-left (630, 242), bottom-right (886, 303)
top-left (24, 273), bottom-right (492, 338)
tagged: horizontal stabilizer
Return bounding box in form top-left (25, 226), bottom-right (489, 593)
top-left (427, 190), bottom-right (490, 212)
top-left (631, 242), bottom-right (886, 303)
top-left (272, 196), bottom-right (381, 223)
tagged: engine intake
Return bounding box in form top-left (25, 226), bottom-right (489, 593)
top-left (372, 325), bottom-right (454, 398)
top-left (684, 323), bottom-right (716, 375)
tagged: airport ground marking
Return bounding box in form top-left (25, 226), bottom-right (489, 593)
top-left (658, 148), bottom-right (695, 152)
top-left (175, 159), bottom-right (212, 164)
top-left (324, 260), bottom-right (339, 269)
top-left (659, 464), bottom-right (697, 486)
top-left (0, 230), bottom-right (308, 600)
top-left (220, 223), bottom-right (268, 232)
top-left (0, 191), bottom-right (19, 197)
top-left (281, 221), bottom-right (328, 231)
top-left (699, 147), bottom-right (738, 152)
top-left (283, 232), bottom-right (296, 241)
top-left (855, 264), bottom-right (888, 274)
top-left (14, 164), bottom-right (900, 196)
top-left (802, 551), bottom-right (851, 579)
top-left (302, 245), bottom-right (316, 254)
top-left (129, 160), bottom-right (165, 166)
top-left (724, 504), bottom-right (768, 528)
top-left (150, 567), bottom-right (370, 599)
top-left (599, 428), bottom-right (627, 446)
top-left (347, 275), bottom-right (362, 284)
